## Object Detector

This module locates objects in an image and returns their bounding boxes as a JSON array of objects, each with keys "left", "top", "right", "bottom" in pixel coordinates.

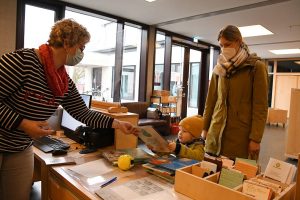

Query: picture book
[
  {"left": 142, "top": 163, "right": 174, "bottom": 176},
  {"left": 149, "top": 156, "right": 199, "bottom": 173},
  {"left": 137, "top": 126, "right": 171, "bottom": 153},
  {"left": 102, "top": 148, "right": 152, "bottom": 165}
]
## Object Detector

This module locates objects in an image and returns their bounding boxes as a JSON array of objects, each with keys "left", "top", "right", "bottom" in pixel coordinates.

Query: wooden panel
[
  {"left": 296, "top": 154, "right": 300, "bottom": 200},
  {"left": 285, "top": 88, "right": 300, "bottom": 159},
  {"left": 48, "top": 175, "right": 79, "bottom": 200},
  {"left": 274, "top": 75, "right": 298, "bottom": 115}
]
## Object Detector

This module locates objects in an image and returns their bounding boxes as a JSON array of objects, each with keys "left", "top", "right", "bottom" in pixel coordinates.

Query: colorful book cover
[{"left": 149, "top": 157, "right": 199, "bottom": 173}]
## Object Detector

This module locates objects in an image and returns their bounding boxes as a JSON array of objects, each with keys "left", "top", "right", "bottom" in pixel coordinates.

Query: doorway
[{"left": 170, "top": 44, "right": 202, "bottom": 118}]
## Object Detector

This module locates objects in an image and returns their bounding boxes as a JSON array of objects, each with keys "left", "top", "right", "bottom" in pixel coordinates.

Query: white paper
[
  {"left": 95, "top": 176, "right": 190, "bottom": 200},
  {"left": 68, "top": 159, "right": 114, "bottom": 178}
]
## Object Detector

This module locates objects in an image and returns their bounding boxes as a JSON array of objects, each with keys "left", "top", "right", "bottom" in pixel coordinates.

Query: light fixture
[
  {"left": 238, "top": 25, "right": 273, "bottom": 38},
  {"left": 145, "top": 0, "right": 156, "bottom": 2},
  {"left": 269, "top": 49, "right": 300, "bottom": 55}
]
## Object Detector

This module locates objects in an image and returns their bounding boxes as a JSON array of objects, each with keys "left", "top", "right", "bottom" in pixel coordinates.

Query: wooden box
[
  {"left": 174, "top": 164, "right": 296, "bottom": 200},
  {"left": 267, "top": 108, "right": 288, "bottom": 127}
]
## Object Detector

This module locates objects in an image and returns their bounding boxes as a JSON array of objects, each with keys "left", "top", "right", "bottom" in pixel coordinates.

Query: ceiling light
[
  {"left": 145, "top": 0, "right": 156, "bottom": 2},
  {"left": 295, "top": 61, "right": 300, "bottom": 65},
  {"left": 269, "top": 49, "right": 300, "bottom": 55},
  {"left": 238, "top": 25, "right": 273, "bottom": 38}
]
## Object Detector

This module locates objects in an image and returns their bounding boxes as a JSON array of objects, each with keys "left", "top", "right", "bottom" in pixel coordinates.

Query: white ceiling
[{"left": 62, "top": 0, "right": 300, "bottom": 59}]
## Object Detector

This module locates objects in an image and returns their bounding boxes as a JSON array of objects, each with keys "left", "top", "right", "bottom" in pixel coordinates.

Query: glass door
[
  {"left": 170, "top": 45, "right": 202, "bottom": 118},
  {"left": 187, "top": 49, "right": 201, "bottom": 116}
]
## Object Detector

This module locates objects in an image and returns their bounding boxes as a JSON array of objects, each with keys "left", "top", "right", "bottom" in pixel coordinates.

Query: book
[
  {"left": 142, "top": 163, "right": 174, "bottom": 176},
  {"left": 218, "top": 168, "right": 244, "bottom": 189},
  {"left": 264, "top": 157, "right": 295, "bottom": 184},
  {"left": 102, "top": 148, "right": 152, "bottom": 165},
  {"left": 149, "top": 156, "right": 199, "bottom": 174},
  {"left": 234, "top": 158, "right": 258, "bottom": 179},
  {"left": 242, "top": 180, "right": 273, "bottom": 200},
  {"left": 199, "top": 161, "right": 217, "bottom": 173},
  {"left": 137, "top": 126, "right": 171, "bottom": 153},
  {"left": 145, "top": 169, "right": 175, "bottom": 183},
  {"left": 203, "top": 153, "right": 223, "bottom": 172}
]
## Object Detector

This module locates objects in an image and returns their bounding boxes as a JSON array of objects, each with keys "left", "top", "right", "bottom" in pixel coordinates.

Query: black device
[
  {"left": 74, "top": 125, "right": 114, "bottom": 154},
  {"left": 33, "top": 135, "right": 70, "bottom": 153},
  {"left": 60, "top": 94, "right": 114, "bottom": 152},
  {"left": 52, "top": 149, "right": 68, "bottom": 156}
]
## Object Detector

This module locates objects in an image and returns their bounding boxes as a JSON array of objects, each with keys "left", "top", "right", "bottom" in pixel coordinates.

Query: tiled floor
[{"left": 30, "top": 125, "right": 298, "bottom": 200}]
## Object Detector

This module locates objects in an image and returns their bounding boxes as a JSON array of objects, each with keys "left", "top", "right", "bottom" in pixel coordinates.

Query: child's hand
[
  {"left": 168, "top": 141, "right": 176, "bottom": 152},
  {"left": 146, "top": 144, "right": 154, "bottom": 151}
]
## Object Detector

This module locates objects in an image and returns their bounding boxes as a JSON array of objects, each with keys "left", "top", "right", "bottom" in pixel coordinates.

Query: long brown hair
[{"left": 218, "top": 25, "right": 242, "bottom": 42}]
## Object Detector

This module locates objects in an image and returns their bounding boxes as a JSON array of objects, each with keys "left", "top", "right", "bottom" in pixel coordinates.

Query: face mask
[
  {"left": 66, "top": 48, "right": 84, "bottom": 66},
  {"left": 221, "top": 47, "right": 236, "bottom": 60}
]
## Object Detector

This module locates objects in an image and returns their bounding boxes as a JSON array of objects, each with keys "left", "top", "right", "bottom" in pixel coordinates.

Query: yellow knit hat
[{"left": 179, "top": 115, "right": 204, "bottom": 138}]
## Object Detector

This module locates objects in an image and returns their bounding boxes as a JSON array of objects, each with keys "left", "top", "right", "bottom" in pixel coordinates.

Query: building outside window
[{"left": 154, "top": 33, "right": 166, "bottom": 90}]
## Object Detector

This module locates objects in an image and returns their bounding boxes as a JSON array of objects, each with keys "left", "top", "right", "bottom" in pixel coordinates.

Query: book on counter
[
  {"left": 102, "top": 148, "right": 152, "bottom": 165},
  {"left": 148, "top": 156, "right": 199, "bottom": 174},
  {"left": 143, "top": 163, "right": 175, "bottom": 183}
]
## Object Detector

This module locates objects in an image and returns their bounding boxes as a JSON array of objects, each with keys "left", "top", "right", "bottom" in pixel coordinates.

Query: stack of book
[
  {"left": 142, "top": 156, "right": 199, "bottom": 183},
  {"left": 102, "top": 148, "right": 152, "bottom": 166}
]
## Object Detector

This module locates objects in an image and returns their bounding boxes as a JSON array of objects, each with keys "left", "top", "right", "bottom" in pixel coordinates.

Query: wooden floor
[{"left": 30, "top": 124, "right": 298, "bottom": 200}]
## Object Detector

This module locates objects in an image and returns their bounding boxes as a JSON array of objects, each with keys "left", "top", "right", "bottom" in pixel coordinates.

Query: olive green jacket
[
  {"left": 203, "top": 53, "right": 268, "bottom": 159},
  {"left": 175, "top": 138, "right": 205, "bottom": 161}
]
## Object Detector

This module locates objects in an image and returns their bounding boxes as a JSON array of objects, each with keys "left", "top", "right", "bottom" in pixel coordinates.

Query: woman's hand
[
  {"left": 18, "top": 119, "right": 55, "bottom": 138},
  {"left": 112, "top": 119, "right": 138, "bottom": 136},
  {"left": 248, "top": 140, "right": 260, "bottom": 160},
  {"left": 168, "top": 141, "right": 176, "bottom": 152}
]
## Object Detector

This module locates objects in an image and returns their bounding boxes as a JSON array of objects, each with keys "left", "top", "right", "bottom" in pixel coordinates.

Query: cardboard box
[{"left": 174, "top": 164, "right": 296, "bottom": 200}]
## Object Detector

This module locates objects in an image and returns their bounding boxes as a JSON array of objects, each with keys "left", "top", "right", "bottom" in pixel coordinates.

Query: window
[
  {"left": 24, "top": 5, "right": 55, "bottom": 48},
  {"left": 121, "top": 25, "right": 142, "bottom": 102},
  {"left": 19, "top": 0, "right": 148, "bottom": 102},
  {"left": 65, "top": 9, "right": 117, "bottom": 102},
  {"left": 154, "top": 33, "right": 166, "bottom": 90},
  {"left": 170, "top": 45, "right": 184, "bottom": 96}
]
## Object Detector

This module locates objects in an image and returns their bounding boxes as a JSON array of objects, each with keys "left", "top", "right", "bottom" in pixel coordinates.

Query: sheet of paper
[
  {"left": 68, "top": 158, "right": 114, "bottom": 178},
  {"left": 95, "top": 176, "right": 190, "bottom": 200}
]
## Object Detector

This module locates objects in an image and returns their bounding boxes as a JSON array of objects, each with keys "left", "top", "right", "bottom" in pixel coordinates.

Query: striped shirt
[{"left": 0, "top": 48, "right": 114, "bottom": 152}]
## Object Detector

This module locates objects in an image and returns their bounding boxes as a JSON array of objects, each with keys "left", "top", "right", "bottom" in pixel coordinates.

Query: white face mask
[
  {"left": 66, "top": 48, "right": 84, "bottom": 66},
  {"left": 221, "top": 47, "right": 236, "bottom": 60}
]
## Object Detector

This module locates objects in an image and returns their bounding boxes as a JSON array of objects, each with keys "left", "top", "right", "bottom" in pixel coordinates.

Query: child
[{"left": 168, "top": 115, "right": 205, "bottom": 161}]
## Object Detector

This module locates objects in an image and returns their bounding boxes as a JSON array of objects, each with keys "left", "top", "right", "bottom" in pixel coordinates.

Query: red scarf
[{"left": 39, "top": 44, "right": 68, "bottom": 96}]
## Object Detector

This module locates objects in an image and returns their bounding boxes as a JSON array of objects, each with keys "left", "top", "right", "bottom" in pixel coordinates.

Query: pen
[{"left": 100, "top": 176, "right": 117, "bottom": 188}]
